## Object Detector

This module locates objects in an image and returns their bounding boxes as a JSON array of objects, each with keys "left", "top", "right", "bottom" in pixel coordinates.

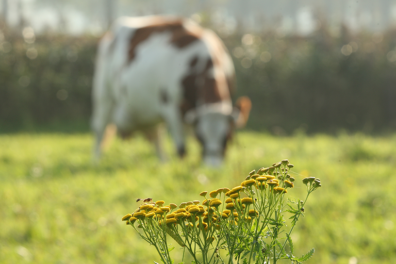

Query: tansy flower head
[
  {"left": 160, "top": 207, "right": 170, "bottom": 212},
  {"left": 193, "top": 200, "right": 200, "bottom": 205},
  {"left": 256, "top": 176, "right": 267, "bottom": 182},
  {"left": 223, "top": 209, "right": 231, "bottom": 215},
  {"left": 241, "top": 197, "right": 254, "bottom": 205},
  {"left": 222, "top": 188, "right": 230, "bottom": 193},
  {"left": 189, "top": 207, "right": 200, "bottom": 214},
  {"left": 146, "top": 212, "right": 155, "bottom": 218},
  {"left": 200, "top": 191, "right": 207, "bottom": 197},
  {"left": 209, "top": 190, "right": 218, "bottom": 198},
  {"left": 225, "top": 198, "right": 233, "bottom": 203},
  {"left": 169, "top": 203, "right": 178, "bottom": 209},
  {"left": 243, "top": 179, "right": 256, "bottom": 187},
  {"left": 230, "top": 193, "right": 239, "bottom": 199},
  {"left": 209, "top": 199, "right": 222, "bottom": 207},
  {"left": 229, "top": 186, "right": 243, "bottom": 194},
  {"left": 281, "top": 159, "right": 289, "bottom": 165},
  {"left": 155, "top": 209, "right": 165, "bottom": 215},
  {"left": 248, "top": 209, "right": 258, "bottom": 217},
  {"left": 122, "top": 214, "right": 132, "bottom": 221},
  {"left": 285, "top": 180, "right": 294, "bottom": 188},
  {"left": 226, "top": 203, "right": 235, "bottom": 210},
  {"left": 258, "top": 167, "right": 269, "bottom": 175},
  {"left": 221, "top": 213, "right": 229, "bottom": 219},
  {"left": 186, "top": 201, "right": 193, "bottom": 206},
  {"left": 175, "top": 213, "right": 186, "bottom": 220},
  {"left": 166, "top": 213, "right": 176, "bottom": 219},
  {"left": 134, "top": 212, "right": 146, "bottom": 220},
  {"left": 155, "top": 200, "right": 165, "bottom": 206},
  {"left": 166, "top": 218, "right": 177, "bottom": 225},
  {"left": 267, "top": 180, "right": 279, "bottom": 187},
  {"left": 179, "top": 202, "right": 187, "bottom": 208},
  {"left": 249, "top": 169, "right": 256, "bottom": 176},
  {"left": 264, "top": 175, "right": 276, "bottom": 180},
  {"left": 273, "top": 187, "right": 287, "bottom": 194},
  {"left": 129, "top": 216, "right": 138, "bottom": 224},
  {"left": 176, "top": 208, "right": 186, "bottom": 213},
  {"left": 251, "top": 174, "right": 260, "bottom": 179},
  {"left": 202, "top": 199, "right": 209, "bottom": 206},
  {"left": 140, "top": 204, "right": 154, "bottom": 211}
]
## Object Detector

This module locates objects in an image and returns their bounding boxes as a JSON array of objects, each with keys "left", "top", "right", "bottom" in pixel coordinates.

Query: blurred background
[{"left": 1, "top": 1, "right": 396, "bottom": 264}]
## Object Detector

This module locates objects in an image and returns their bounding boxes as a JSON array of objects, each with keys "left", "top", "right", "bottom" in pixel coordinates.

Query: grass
[{"left": 0, "top": 131, "right": 396, "bottom": 263}]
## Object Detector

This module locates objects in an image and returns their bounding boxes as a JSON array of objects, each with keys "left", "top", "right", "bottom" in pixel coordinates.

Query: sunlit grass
[{"left": 1, "top": 132, "right": 395, "bottom": 263}]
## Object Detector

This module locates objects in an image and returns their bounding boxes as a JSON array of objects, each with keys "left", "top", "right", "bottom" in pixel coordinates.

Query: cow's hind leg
[
  {"left": 144, "top": 126, "right": 167, "bottom": 162},
  {"left": 162, "top": 107, "right": 186, "bottom": 158},
  {"left": 91, "top": 99, "right": 113, "bottom": 162}
]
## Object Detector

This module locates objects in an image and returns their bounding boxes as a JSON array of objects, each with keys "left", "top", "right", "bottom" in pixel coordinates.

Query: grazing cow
[{"left": 91, "top": 16, "right": 251, "bottom": 166}]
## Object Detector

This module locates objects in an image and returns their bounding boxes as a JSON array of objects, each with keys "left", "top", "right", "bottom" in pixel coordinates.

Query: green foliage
[
  {"left": 1, "top": 25, "right": 396, "bottom": 133},
  {"left": 1, "top": 132, "right": 396, "bottom": 263}
]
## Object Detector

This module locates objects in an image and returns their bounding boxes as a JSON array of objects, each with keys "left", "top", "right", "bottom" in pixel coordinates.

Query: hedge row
[{"left": 1, "top": 25, "right": 396, "bottom": 134}]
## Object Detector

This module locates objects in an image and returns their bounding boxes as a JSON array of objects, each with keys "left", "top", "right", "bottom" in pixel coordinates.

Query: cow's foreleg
[
  {"left": 144, "top": 126, "right": 167, "bottom": 162},
  {"left": 162, "top": 107, "right": 186, "bottom": 158}
]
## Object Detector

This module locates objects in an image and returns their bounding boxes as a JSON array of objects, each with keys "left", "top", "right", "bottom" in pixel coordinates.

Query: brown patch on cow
[
  {"left": 180, "top": 57, "right": 224, "bottom": 116},
  {"left": 128, "top": 20, "right": 201, "bottom": 63},
  {"left": 160, "top": 89, "right": 168, "bottom": 104}
]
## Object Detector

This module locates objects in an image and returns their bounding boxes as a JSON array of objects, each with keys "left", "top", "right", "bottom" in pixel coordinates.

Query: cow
[{"left": 91, "top": 16, "right": 251, "bottom": 166}]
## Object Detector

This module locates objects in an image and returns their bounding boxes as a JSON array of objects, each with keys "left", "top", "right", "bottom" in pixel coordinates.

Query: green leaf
[
  {"left": 168, "top": 247, "right": 175, "bottom": 252},
  {"left": 296, "top": 248, "right": 315, "bottom": 262}
]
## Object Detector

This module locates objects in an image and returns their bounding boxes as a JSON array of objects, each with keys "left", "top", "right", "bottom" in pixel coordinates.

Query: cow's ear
[
  {"left": 232, "top": 96, "right": 252, "bottom": 128},
  {"left": 184, "top": 110, "right": 197, "bottom": 124}
]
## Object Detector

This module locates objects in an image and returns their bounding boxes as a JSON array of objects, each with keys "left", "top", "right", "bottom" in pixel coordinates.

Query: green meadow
[{"left": 0, "top": 132, "right": 395, "bottom": 264}]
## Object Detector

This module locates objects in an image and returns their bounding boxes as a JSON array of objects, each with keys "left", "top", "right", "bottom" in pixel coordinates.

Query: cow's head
[{"left": 185, "top": 97, "right": 251, "bottom": 166}]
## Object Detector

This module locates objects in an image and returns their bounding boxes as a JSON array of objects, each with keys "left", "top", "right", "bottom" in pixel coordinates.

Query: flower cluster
[{"left": 122, "top": 160, "right": 321, "bottom": 264}]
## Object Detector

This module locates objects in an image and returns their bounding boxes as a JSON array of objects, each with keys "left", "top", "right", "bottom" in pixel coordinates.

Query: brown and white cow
[{"left": 91, "top": 16, "right": 251, "bottom": 166}]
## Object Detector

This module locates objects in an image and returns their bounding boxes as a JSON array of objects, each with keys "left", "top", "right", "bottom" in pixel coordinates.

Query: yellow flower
[
  {"left": 241, "top": 197, "right": 254, "bottom": 205},
  {"left": 222, "top": 188, "right": 230, "bottom": 193},
  {"left": 155, "top": 209, "right": 165, "bottom": 215},
  {"left": 285, "top": 180, "right": 294, "bottom": 188},
  {"left": 200, "top": 191, "right": 208, "bottom": 197},
  {"left": 166, "top": 213, "right": 176, "bottom": 219},
  {"left": 229, "top": 186, "right": 244, "bottom": 194},
  {"left": 193, "top": 200, "right": 200, "bottom": 205},
  {"left": 155, "top": 200, "right": 165, "bottom": 206},
  {"left": 225, "top": 198, "right": 233, "bottom": 203},
  {"left": 189, "top": 206, "right": 200, "bottom": 214},
  {"left": 242, "top": 179, "right": 256, "bottom": 187},
  {"left": 179, "top": 202, "right": 187, "bottom": 208},
  {"left": 169, "top": 203, "right": 178, "bottom": 209},
  {"left": 264, "top": 175, "right": 276, "bottom": 180},
  {"left": 175, "top": 213, "right": 186, "bottom": 219},
  {"left": 209, "top": 199, "right": 222, "bottom": 207},
  {"left": 209, "top": 190, "right": 218, "bottom": 198},
  {"left": 140, "top": 204, "right": 154, "bottom": 211},
  {"left": 202, "top": 199, "right": 209, "bottom": 206},
  {"left": 226, "top": 203, "right": 235, "bottom": 210},
  {"left": 251, "top": 174, "right": 260, "bottom": 179},
  {"left": 166, "top": 218, "right": 177, "bottom": 225},
  {"left": 223, "top": 209, "right": 231, "bottom": 215},
  {"left": 133, "top": 212, "right": 146, "bottom": 220},
  {"left": 273, "top": 187, "right": 287, "bottom": 194},
  {"left": 146, "top": 212, "right": 155, "bottom": 218},
  {"left": 256, "top": 176, "right": 267, "bottom": 182},
  {"left": 221, "top": 213, "right": 229, "bottom": 219},
  {"left": 248, "top": 209, "right": 258, "bottom": 217},
  {"left": 233, "top": 212, "right": 239, "bottom": 218},
  {"left": 176, "top": 208, "right": 186, "bottom": 213},
  {"left": 122, "top": 214, "right": 132, "bottom": 221},
  {"left": 186, "top": 201, "right": 193, "bottom": 205},
  {"left": 129, "top": 217, "right": 137, "bottom": 224},
  {"left": 160, "top": 207, "right": 170, "bottom": 212},
  {"left": 198, "top": 222, "right": 208, "bottom": 230},
  {"left": 230, "top": 193, "right": 239, "bottom": 199},
  {"left": 267, "top": 180, "right": 279, "bottom": 187}
]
